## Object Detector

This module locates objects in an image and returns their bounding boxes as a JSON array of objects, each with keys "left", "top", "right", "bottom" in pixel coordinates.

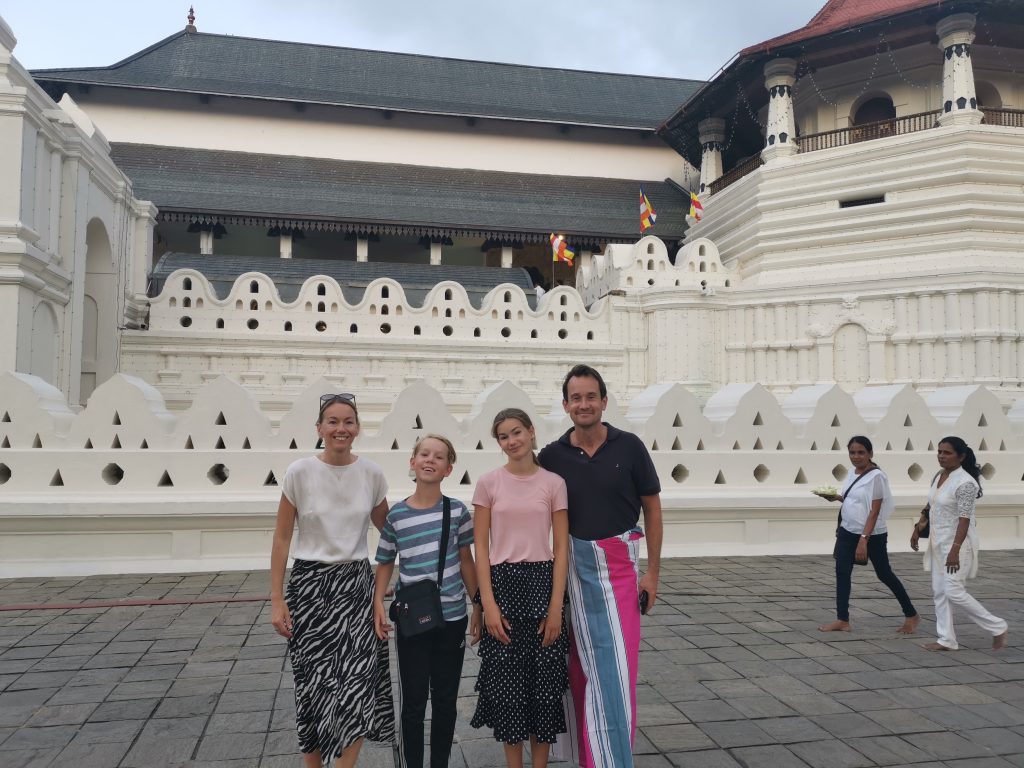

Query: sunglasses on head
[{"left": 319, "top": 393, "right": 356, "bottom": 408}]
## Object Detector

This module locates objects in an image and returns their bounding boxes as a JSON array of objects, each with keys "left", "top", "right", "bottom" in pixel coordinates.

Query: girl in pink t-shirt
[{"left": 471, "top": 408, "right": 569, "bottom": 767}]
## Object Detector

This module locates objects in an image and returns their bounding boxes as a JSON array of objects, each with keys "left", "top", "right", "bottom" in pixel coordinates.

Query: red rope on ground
[{"left": 0, "top": 595, "right": 271, "bottom": 612}]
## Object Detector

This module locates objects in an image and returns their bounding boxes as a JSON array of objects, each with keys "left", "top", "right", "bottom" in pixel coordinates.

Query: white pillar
[
  {"left": 937, "top": 13, "right": 982, "bottom": 127},
  {"left": 429, "top": 242, "right": 442, "bottom": 266},
  {"left": 279, "top": 233, "right": 292, "bottom": 259},
  {"left": 500, "top": 246, "right": 513, "bottom": 268},
  {"left": 697, "top": 117, "right": 725, "bottom": 194},
  {"left": 356, "top": 238, "right": 369, "bottom": 262},
  {"left": 199, "top": 229, "right": 214, "bottom": 255},
  {"left": 762, "top": 58, "right": 798, "bottom": 162}
]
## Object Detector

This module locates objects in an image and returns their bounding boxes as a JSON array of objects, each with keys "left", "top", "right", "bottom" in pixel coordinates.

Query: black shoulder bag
[
  {"left": 389, "top": 496, "right": 451, "bottom": 637},
  {"left": 915, "top": 471, "right": 944, "bottom": 539}
]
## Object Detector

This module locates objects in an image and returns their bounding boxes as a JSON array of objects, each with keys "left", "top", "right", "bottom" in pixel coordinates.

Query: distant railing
[
  {"left": 982, "top": 107, "right": 1024, "bottom": 128},
  {"left": 708, "top": 152, "right": 764, "bottom": 195},
  {"left": 797, "top": 110, "right": 942, "bottom": 153}
]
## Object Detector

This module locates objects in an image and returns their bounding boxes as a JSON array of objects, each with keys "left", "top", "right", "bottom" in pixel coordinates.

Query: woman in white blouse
[
  {"left": 911, "top": 436, "right": 1009, "bottom": 651},
  {"left": 819, "top": 436, "right": 919, "bottom": 634}
]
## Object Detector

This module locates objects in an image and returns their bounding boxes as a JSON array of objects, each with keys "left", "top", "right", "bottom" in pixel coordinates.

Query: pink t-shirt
[{"left": 472, "top": 466, "right": 568, "bottom": 564}]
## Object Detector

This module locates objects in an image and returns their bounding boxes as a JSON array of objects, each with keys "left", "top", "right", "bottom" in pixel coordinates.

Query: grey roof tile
[
  {"left": 33, "top": 32, "right": 702, "bottom": 130},
  {"left": 112, "top": 143, "right": 691, "bottom": 240}
]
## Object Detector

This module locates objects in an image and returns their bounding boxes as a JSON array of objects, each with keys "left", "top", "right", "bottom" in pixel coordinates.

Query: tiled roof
[
  {"left": 740, "top": 0, "right": 941, "bottom": 55},
  {"left": 150, "top": 253, "right": 535, "bottom": 308},
  {"left": 111, "top": 143, "right": 691, "bottom": 241},
  {"left": 32, "top": 31, "right": 702, "bottom": 131}
]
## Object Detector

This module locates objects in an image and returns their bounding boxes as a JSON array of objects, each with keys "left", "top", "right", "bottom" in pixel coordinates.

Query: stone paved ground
[{"left": 1, "top": 551, "right": 1023, "bottom": 768}]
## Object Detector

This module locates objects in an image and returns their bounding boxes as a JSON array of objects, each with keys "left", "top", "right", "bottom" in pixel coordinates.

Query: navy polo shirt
[{"left": 538, "top": 423, "right": 661, "bottom": 541}]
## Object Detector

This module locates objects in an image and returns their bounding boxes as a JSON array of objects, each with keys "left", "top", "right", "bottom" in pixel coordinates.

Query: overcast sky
[{"left": 5, "top": 0, "right": 826, "bottom": 80}]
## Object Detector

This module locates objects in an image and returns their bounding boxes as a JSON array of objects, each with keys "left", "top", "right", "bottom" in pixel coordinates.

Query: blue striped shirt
[{"left": 375, "top": 497, "right": 474, "bottom": 621}]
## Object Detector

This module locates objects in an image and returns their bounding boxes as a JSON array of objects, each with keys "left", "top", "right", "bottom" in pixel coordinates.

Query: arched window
[
  {"left": 975, "top": 81, "right": 1002, "bottom": 110},
  {"left": 851, "top": 96, "right": 896, "bottom": 142}
]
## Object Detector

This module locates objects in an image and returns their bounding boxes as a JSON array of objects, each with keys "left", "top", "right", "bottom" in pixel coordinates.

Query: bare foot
[
  {"left": 818, "top": 620, "right": 851, "bottom": 632},
  {"left": 897, "top": 615, "right": 920, "bottom": 635},
  {"left": 993, "top": 630, "right": 1008, "bottom": 650},
  {"left": 923, "top": 642, "right": 953, "bottom": 651}
]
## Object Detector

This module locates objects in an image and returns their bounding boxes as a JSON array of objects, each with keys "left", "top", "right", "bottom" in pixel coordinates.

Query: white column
[
  {"left": 943, "top": 291, "right": 963, "bottom": 382},
  {"left": 279, "top": 233, "right": 293, "bottom": 259},
  {"left": 937, "top": 13, "right": 982, "bottom": 127},
  {"left": 199, "top": 229, "right": 214, "bottom": 255},
  {"left": 697, "top": 117, "right": 725, "bottom": 194},
  {"left": 429, "top": 242, "right": 442, "bottom": 266},
  {"left": 762, "top": 58, "right": 797, "bottom": 162},
  {"left": 500, "top": 246, "right": 513, "bottom": 268},
  {"left": 356, "top": 238, "right": 369, "bottom": 262}
]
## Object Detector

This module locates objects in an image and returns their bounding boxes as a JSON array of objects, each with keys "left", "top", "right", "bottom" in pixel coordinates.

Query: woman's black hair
[
  {"left": 940, "top": 435, "right": 983, "bottom": 497},
  {"left": 847, "top": 435, "right": 878, "bottom": 468}
]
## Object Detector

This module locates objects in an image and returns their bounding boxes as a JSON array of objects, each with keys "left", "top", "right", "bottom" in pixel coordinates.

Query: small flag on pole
[
  {"left": 689, "top": 192, "right": 704, "bottom": 222},
  {"left": 640, "top": 187, "right": 657, "bottom": 232},
  {"left": 550, "top": 233, "right": 575, "bottom": 264}
]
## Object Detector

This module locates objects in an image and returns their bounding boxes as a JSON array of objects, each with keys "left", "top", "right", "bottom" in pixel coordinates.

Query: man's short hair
[{"left": 562, "top": 364, "right": 608, "bottom": 401}]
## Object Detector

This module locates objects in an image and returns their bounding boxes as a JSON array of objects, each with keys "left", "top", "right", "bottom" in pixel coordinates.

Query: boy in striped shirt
[{"left": 373, "top": 434, "right": 480, "bottom": 768}]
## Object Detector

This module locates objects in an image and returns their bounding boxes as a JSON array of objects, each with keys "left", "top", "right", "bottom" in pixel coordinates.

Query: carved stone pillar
[
  {"left": 937, "top": 13, "right": 982, "bottom": 127},
  {"left": 500, "top": 246, "right": 513, "bottom": 268},
  {"left": 356, "top": 238, "right": 369, "bottom": 262},
  {"left": 762, "top": 58, "right": 798, "bottom": 161},
  {"left": 697, "top": 117, "right": 725, "bottom": 194}
]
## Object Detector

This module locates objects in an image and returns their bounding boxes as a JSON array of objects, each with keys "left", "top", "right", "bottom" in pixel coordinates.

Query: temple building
[{"left": 1, "top": 0, "right": 1023, "bottom": 575}]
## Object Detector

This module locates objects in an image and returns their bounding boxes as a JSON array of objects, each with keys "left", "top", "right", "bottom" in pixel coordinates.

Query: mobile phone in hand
[{"left": 639, "top": 590, "right": 649, "bottom": 615}]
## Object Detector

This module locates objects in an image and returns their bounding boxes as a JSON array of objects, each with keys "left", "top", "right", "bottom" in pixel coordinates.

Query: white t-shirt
[
  {"left": 282, "top": 455, "right": 388, "bottom": 563},
  {"left": 839, "top": 467, "right": 894, "bottom": 535}
]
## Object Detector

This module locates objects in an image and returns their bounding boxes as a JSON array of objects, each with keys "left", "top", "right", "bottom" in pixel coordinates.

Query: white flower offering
[{"left": 811, "top": 485, "right": 839, "bottom": 497}]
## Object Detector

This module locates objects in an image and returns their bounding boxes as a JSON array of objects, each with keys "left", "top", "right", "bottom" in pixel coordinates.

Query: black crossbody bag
[
  {"left": 916, "top": 471, "right": 944, "bottom": 539},
  {"left": 389, "top": 496, "right": 451, "bottom": 637}
]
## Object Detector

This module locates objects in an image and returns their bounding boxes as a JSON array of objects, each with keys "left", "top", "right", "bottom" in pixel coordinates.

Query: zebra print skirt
[{"left": 286, "top": 559, "right": 395, "bottom": 760}]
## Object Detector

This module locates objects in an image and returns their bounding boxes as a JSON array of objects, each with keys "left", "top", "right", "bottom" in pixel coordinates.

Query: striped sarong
[
  {"left": 286, "top": 559, "right": 395, "bottom": 761},
  {"left": 559, "top": 528, "right": 644, "bottom": 768}
]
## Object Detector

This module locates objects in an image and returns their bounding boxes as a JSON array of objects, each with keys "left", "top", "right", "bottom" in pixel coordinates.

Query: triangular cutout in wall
[
  {"left": 215, "top": 436, "right": 226, "bottom": 449},
  {"left": 714, "top": 471, "right": 726, "bottom": 485},
  {"left": 753, "top": 412, "right": 763, "bottom": 426},
  {"left": 672, "top": 414, "right": 682, "bottom": 428},
  {"left": 697, "top": 439, "right": 705, "bottom": 451},
  {"left": 831, "top": 415, "right": 841, "bottom": 427},
  {"left": 112, "top": 412, "right": 121, "bottom": 426},
  {"left": 289, "top": 439, "right": 298, "bottom": 449},
  {"left": 651, "top": 441, "right": 659, "bottom": 451},
  {"left": 671, "top": 437, "right": 681, "bottom": 450},
  {"left": 32, "top": 434, "right": 42, "bottom": 448},
  {"left": 184, "top": 436, "right": 194, "bottom": 449},
  {"left": 140, "top": 439, "right": 149, "bottom": 449},
  {"left": 49, "top": 470, "right": 63, "bottom": 487},
  {"left": 904, "top": 416, "right": 913, "bottom": 427},
  {"left": 158, "top": 471, "right": 173, "bottom": 487},
  {"left": 753, "top": 438, "right": 763, "bottom": 450},
  {"left": 264, "top": 471, "right": 278, "bottom": 486},
  {"left": 111, "top": 435, "right": 121, "bottom": 449},
  {"left": 0, "top": 412, "right": 9, "bottom": 422},
  {"left": 978, "top": 414, "right": 988, "bottom": 427},
  {"left": 84, "top": 438, "right": 93, "bottom": 449},
  {"left": 460, "top": 471, "right": 471, "bottom": 485},
  {"left": 215, "top": 412, "right": 227, "bottom": 426},
  {"left": 242, "top": 438, "right": 251, "bottom": 450},
  {"left": 0, "top": 436, "right": 8, "bottom": 448},
  {"left": 414, "top": 415, "right": 423, "bottom": 429},
  {"left": 794, "top": 468, "right": 808, "bottom": 484}
]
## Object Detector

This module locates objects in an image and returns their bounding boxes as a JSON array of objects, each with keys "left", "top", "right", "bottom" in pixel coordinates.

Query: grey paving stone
[
  {"left": 643, "top": 723, "right": 716, "bottom": 752},
  {"left": 903, "top": 730, "right": 996, "bottom": 759},
  {"left": 810, "top": 711, "right": 891, "bottom": 738},
  {"left": 1, "top": 724, "right": 77, "bottom": 750},
  {"left": 87, "top": 697, "right": 160, "bottom": 722},
  {"left": 121, "top": 736, "right": 199, "bottom": 767},
  {"left": 754, "top": 716, "right": 831, "bottom": 744},
  {"left": 107, "top": 679, "right": 174, "bottom": 700},
  {"left": 665, "top": 749, "right": 742, "bottom": 768},
  {"left": 962, "top": 726, "right": 1024, "bottom": 755},
  {"left": 215, "top": 690, "right": 277, "bottom": 714},
  {"left": 0, "top": 746, "right": 63, "bottom": 767},
  {"left": 25, "top": 702, "right": 97, "bottom": 726},
  {"left": 155, "top": 693, "right": 220, "bottom": 718},
  {"left": 207, "top": 711, "right": 272, "bottom": 734},
  {"left": 728, "top": 744, "right": 811, "bottom": 768},
  {"left": 789, "top": 738, "right": 875, "bottom": 768},
  {"left": 845, "top": 734, "right": 934, "bottom": 765},
  {"left": 675, "top": 699, "right": 746, "bottom": 723},
  {"left": 698, "top": 719, "right": 775, "bottom": 748},
  {"left": 55, "top": 738, "right": 132, "bottom": 766}
]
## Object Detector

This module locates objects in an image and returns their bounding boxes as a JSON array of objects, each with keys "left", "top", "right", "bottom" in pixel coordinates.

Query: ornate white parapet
[
  {"left": 762, "top": 58, "right": 797, "bottom": 161},
  {"left": 937, "top": 12, "right": 982, "bottom": 127},
  {"left": 698, "top": 117, "right": 725, "bottom": 194}
]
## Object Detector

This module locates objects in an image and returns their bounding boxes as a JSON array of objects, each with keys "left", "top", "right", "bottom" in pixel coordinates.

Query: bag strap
[
  {"left": 436, "top": 496, "right": 451, "bottom": 588},
  {"left": 923, "top": 470, "right": 944, "bottom": 512}
]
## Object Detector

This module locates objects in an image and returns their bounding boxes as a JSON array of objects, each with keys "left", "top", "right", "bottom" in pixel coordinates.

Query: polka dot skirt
[{"left": 471, "top": 561, "right": 568, "bottom": 744}]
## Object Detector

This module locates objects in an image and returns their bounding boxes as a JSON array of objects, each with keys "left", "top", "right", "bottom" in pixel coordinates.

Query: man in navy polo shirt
[{"left": 539, "top": 364, "right": 662, "bottom": 768}]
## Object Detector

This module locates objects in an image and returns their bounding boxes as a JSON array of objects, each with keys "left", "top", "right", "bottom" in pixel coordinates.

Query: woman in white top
[
  {"left": 269, "top": 394, "right": 395, "bottom": 768},
  {"left": 911, "top": 436, "right": 1009, "bottom": 651},
  {"left": 819, "top": 436, "right": 919, "bottom": 634}
]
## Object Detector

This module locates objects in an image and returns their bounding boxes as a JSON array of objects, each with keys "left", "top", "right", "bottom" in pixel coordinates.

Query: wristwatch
[{"left": 471, "top": 590, "right": 482, "bottom": 605}]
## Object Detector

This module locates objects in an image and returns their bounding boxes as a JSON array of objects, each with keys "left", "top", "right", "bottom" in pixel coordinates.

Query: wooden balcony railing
[
  {"left": 708, "top": 152, "right": 764, "bottom": 195},
  {"left": 982, "top": 107, "right": 1024, "bottom": 128},
  {"left": 797, "top": 109, "right": 942, "bottom": 153}
]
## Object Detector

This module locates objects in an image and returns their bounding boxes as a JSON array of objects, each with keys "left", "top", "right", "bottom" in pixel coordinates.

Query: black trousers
[
  {"left": 395, "top": 615, "right": 467, "bottom": 768},
  {"left": 834, "top": 529, "right": 917, "bottom": 622}
]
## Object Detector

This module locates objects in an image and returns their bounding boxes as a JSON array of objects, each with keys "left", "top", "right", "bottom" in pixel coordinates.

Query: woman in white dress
[{"left": 911, "top": 436, "right": 1009, "bottom": 651}]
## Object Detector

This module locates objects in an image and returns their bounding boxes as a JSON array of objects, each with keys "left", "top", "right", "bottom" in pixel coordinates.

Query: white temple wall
[
  {"left": 71, "top": 92, "right": 695, "bottom": 184},
  {"left": 0, "top": 18, "right": 156, "bottom": 406},
  {"left": 1, "top": 372, "right": 1021, "bottom": 577}
]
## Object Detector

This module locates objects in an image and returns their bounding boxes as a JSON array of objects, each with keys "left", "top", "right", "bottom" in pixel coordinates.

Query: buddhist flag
[
  {"left": 689, "top": 192, "right": 704, "bottom": 222},
  {"left": 550, "top": 233, "right": 575, "bottom": 264},
  {"left": 640, "top": 186, "right": 657, "bottom": 232}
]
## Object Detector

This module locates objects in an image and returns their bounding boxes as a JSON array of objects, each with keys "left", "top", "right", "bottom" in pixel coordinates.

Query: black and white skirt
[
  {"left": 471, "top": 560, "right": 568, "bottom": 744},
  {"left": 286, "top": 559, "right": 395, "bottom": 759}
]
